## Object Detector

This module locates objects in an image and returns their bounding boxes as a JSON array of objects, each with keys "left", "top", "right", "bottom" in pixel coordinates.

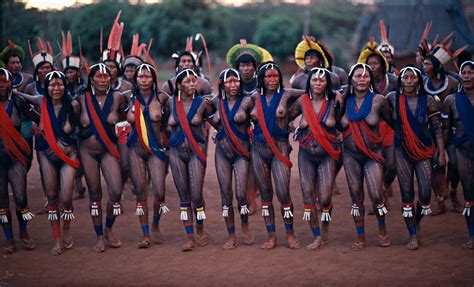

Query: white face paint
[
  {"left": 460, "top": 61, "right": 474, "bottom": 75},
  {"left": 260, "top": 63, "right": 277, "bottom": 73},
  {"left": 0, "top": 68, "right": 11, "bottom": 81},
  {"left": 176, "top": 68, "right": 198, "bottom": 80},
  {"left": 348, "top": 63, "right": 371, "bottom": 78},
  {"left": 219, "top": 68, "right": 240, "bottom": 82},
  {"left": 137, "top": 63, "right": 155, "bottom": 77},
  {"left": 310, "top": 67, "right": 330, "bottom": 79},
  {"left": 400, "top": 67, "right": 421, "bottom": 78},
  {"left": 45, "top": 71, "right": 65, "bottom": 81},
  {"left": 90, "top": 63, "right": 110, "bottom": 75}
]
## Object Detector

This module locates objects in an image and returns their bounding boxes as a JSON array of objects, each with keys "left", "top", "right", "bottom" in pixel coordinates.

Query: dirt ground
[{"left": 0, "top": 138, "right": 473, "bottom": 286}]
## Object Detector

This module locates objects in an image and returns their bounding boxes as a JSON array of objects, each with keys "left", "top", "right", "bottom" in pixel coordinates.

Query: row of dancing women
[
  {"left": 1, "top": 58, "right": 473, "bottom": 254},
  {"left": 1, "top": 17, "right": 472, "bottom": 254}
]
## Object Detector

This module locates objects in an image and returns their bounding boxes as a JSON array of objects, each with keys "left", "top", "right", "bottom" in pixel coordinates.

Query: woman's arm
[{"left": 12, "top": 89, "right": 43, "bottom": 106}]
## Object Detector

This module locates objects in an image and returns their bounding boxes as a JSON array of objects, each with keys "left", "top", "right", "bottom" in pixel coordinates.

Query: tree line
[{"left": 1, "top": 0, "right": 362, "bottom": 69}]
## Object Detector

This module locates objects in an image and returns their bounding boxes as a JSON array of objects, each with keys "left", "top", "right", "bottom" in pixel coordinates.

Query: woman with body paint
[
  {"left": 338, "top": 63, "right": 393, "bottom": 251},
  {"left": 442, "top": 61, "right": 474, "bottom": 249},
  {"left": 126, "top": 63, "right": 170, "bottom": 248},
  {"left": 289, "top": 67, "right": 341, "bottom": 250},
  {"left": 211, "top": 68, "right": 254, "bottom": 250},
  {"left": 77, "top": 63, "right": 125, "bottom": 252},
  {"left": 387, "top": 65, "right": 445, "bottom": 250},
  {"left": 250, "top": 62, "right": 303, "bottom": 250},
  {"left": 14, "top": 71, "right": 81, "bottom": 255},
  {"left": 166, "top": 68, "right": 215, "bottom": 251},
  {"left": 422, "top": 54, "right": 459, "bottom": 215},
  {"left": 0, "top": 68, "right": 35, "bottom": 254}
]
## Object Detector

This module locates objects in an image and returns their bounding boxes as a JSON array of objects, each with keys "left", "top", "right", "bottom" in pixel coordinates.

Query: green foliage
[
  {"left": 0, "top": 0, "right": 362, "bottom": 69},
  {"left": 253, "top": 15, "right": 301, "bottom": 59}
]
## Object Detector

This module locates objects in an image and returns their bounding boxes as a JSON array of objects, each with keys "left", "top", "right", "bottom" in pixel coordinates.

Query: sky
[{"left": 23, "top": 0, "right": 313, "bottom": 10}]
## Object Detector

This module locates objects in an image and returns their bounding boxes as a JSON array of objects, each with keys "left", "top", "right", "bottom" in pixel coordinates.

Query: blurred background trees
[{"left": 1, "top": 0, "right": 362, "bottom": 71}]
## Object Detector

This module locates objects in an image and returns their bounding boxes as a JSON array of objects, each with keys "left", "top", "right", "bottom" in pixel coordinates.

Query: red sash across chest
[
  {"left": 256, "top": 94, "right": 292, "bottom": 168},
  {"left": 0, "top": 103, "right": 30, "bottom": 166},
  {"left": 40, "top": 99, "right": 79, "bottom": 168},
  {"left": 219, "top": 99, "right": 251, "bottom": 158},
  {"left": 301, "top": 94, "right": 340, "bottom": 160}
]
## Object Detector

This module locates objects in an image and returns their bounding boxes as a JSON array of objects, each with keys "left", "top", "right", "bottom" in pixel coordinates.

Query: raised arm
[{"left": 12, "top": 89, "right": 43, "bottom": 106}]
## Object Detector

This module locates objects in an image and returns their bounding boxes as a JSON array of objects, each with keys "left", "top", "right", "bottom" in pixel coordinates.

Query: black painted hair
[{"left": 256, "top": 61, "right": 284, "bottom": 94}]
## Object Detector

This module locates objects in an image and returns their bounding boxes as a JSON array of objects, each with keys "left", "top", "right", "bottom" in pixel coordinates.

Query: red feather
[
  {"left": 78, "top": 36, "right": 90, "bottom": 74},
  {"left": 196, "top": 33, "right": 212, "bottom": 84},
  {"left": 379, "top": 20, "right": 389, "bottom": 43},
  {"left": 440, "top": 31, "right": 454, "bottom": 45}
]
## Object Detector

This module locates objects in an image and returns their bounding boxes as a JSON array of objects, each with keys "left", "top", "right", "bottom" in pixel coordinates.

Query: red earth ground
[{"left": 0, "top": 138, "right": 473, "bottom": 286}]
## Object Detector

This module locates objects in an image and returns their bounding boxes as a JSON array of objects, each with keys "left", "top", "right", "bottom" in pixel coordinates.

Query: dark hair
[
  {"left": 366, "top": 53, "right": 387, "bottom": 75},
  {"left": 34, "top": 61, "right": 53, "bottom": 82},
  {"left": 132, "top": 63, "right": 158, "bottom": 95},
  {"left": 425, "top": 55, "right": 446, "bottom": 80},
  {"left": 460, "top": 61, "right": 474, "bottom": 73},
  {"left": 305, "top": 68, "right": 336, "bottom": 101},
  {"left": 175, "top": 51, "right": 196, "bottom": 71},
  {"left": 0, "top": 68, "right": 13, "bottom": 81},
  {"left": 44, "top": 72, "right": 77, "bottom": 128},
  {"left": 236, "top": 54, "right": 257, "bottom": 69},
  {"left": 345, "top": 63, "right": 378, "bottom": 97},
  {"left": 256, "top": 61, "right": 284, "bottom": 94},
  {"left": 396, "top": 65, "right": 426, "bottom": 97},
  {"left": 304, "top": 49, "right": 326, "bottom": 72},
  {"left": 6, "top": 54, "right": 21, "bottom": 65},
  {"left": 218, "top": 68, "right": 244, "bottom": 99},
  {"left": 103, "top": 59, "right": 121, "bottom": 77},
  {"left": 304, "top": 49, "right": 324, "bottom": 65},
  {"left": 174, "top": 68, "right": 197, "bottom": 97},
  {"left": 86, "top": 63, "right": 111, "bottom": 93}
]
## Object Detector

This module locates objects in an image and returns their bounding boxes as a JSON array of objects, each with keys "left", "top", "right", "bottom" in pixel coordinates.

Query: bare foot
[
  {"left": 182, "top": 238, "right": 196, "bottom": 252},
  {"left": 137, "top": 236, "right": 151, "bottom": 249},
  {"left": 260, "top": 236, "right": 277, "bottom": 250},
  {"left": 351, "top": 240, "right": 365, "bottom": 251},
  {"left": 306, "top": 236, "right": 324, "bottom": 251},
  {"left": 105, "top": 229, "right": 122, "bottom": 248},
  {"left": 63, "top": 229, "right": 74, "bottom": 250},
  {"left": 449, "top": 190, "right": 463, "bottom": 213},
  {"left": 93, "top": 237, "right": 106, "bottom": 253},
  {"left": 243, "top": 232, "right": 254, "bottom": 246},
  {"left": 196, "top": 233, "right": 210, "bottom": 246},
  {"left": 462, "top": 237, "right": 473, "bottom": 249},
  {"left": 21, "top": 235, "right": 35, "bottom": 250},
  {"left": 287, "top": 238, "right": 300, "bottom": 250},
  {"left": 50, "top": 240, "right": 64, "bottom": 256},
  {"left": 431, "top": 201, "right": 447, "bottom": 216},
  {"left": 407, "top": 236, "right": 419, "bottom": 250},
  {"left": 378, "top": 234, "right": 391, "bottom": 247},
  {"left": 152, "top": 225, "right": 163, "bottom": 244},
  {"left": 3, "top": 241, "right": 16, "bottom": 254},
  {"left": 222, "top": 238, "right": 238, "bottom": 250}
]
